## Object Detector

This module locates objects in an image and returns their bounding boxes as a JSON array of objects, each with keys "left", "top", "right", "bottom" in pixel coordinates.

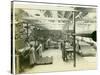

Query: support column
[
  {"left": 27, "top": 23, "right": 29, "bottom": 42},
  {"left": 15, "top": 55, "right": 20, "bottom": 74},
  {"left": 73, "top": 11, "right": 76, "bottom": 67}
]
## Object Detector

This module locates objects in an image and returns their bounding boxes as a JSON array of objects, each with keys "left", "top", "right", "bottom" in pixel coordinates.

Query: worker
[
  {"left": 61, "top": 41, "right": 66, "bottom": 61},
  {"left": 64, "top": 40, "right": 73, "bottom": 60},
  {"left": 28, "top": 44, "right": 36, "bottom": 67},
  {"left": 76, "top": 40, "right": 81, "bottom": 53},
  {"left": 36, "top": 41, "right": 43, "bottom": 58}
]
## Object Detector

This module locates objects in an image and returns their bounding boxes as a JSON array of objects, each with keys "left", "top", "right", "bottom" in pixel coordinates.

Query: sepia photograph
[{"left": 11, "top": 1, "right": 97, "bottom": 74}]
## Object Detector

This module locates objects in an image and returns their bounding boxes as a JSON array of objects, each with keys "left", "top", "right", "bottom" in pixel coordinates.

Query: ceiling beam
[{"left": 23, "top": 16, "right": 69, "bottom": 21}]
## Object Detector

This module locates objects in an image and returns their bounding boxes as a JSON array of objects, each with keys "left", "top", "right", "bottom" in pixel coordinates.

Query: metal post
[
  {"left": 15, "top": 55, "right": 20, "bottom": 74},
  {"left": 73, "top": 11, "right": 76, "bottom": 67},
  {"left": 27, "top": 23, "right": 28, "bottom": 42}
]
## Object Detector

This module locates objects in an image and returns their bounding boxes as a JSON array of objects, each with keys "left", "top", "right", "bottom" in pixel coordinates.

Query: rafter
[{"left": 23, "top": 16, "right": 69, "bottom": 21}]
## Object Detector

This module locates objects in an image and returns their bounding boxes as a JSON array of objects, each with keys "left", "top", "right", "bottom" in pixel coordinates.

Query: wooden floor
[{"left": 22, "top": 47, "right": 96, "bottom": 74}]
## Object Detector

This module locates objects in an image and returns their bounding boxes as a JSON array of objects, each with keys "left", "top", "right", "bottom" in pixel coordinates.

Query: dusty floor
[{"left": 22, "top": 47, "right": 96, "bottom": 74}]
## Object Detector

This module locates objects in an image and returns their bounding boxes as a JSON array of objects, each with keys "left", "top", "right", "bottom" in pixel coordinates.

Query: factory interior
[{"left": 12, "top": 3, "right": 97, "bottom": 74}]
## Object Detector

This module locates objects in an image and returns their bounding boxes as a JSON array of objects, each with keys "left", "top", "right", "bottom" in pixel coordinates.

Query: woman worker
[
  {"left": 29, "top": 44, "right": 36, "bottom": 67},
  {"left": 36, "top": 41, "right": 43, "bottom": 58}
]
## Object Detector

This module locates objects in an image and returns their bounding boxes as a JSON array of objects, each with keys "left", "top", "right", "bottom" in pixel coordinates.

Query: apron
[{"left": 29, "top": 47, "right": 36, "bottom": 65}]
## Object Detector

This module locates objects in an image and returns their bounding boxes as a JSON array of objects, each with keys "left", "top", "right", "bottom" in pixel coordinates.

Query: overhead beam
[
  {"left": 14, "top": 1, "right": 96, "bottom": 12},
  {"left": 14, "top": 6, "right": 75, "bottom": 11},
  {"left": 75, "top": 12, "right": 82, "bottom": 18},
  {"left": 23, "top": 17, "right": 69, "bottom": 21}
]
